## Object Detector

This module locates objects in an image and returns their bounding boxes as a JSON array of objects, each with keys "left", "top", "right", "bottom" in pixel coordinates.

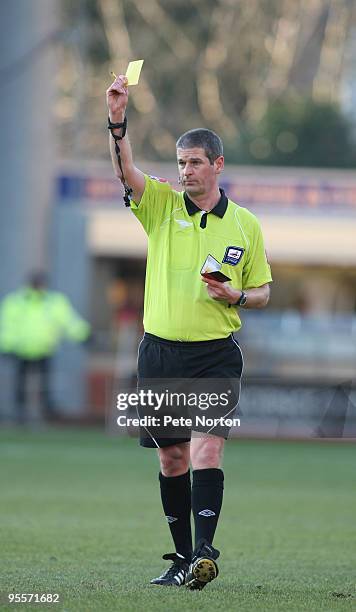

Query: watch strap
[{"left": 234, "top": 291, "right": 247, "bottom": 306}]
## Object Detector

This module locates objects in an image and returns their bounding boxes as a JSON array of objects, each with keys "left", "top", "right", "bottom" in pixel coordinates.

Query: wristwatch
[{"left": 234, "top": 291, "right": 247, "bottom": 307}]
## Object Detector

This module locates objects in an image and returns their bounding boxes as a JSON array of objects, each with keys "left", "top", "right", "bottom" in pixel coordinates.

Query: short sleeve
[
  {"left": 242, "top": 216, "right": 272, "bottom": 289},
  {"left": 130, "top": 174, "right": 173, "bottom": 235}
]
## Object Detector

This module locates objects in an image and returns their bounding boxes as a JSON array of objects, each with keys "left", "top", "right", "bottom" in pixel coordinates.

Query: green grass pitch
[{"left": 0, "top": 428, "right": 355, "bottom": 611}]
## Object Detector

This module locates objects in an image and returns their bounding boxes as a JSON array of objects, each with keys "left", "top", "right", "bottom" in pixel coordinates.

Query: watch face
[{"left": 239, "top": 293, "right": 247, "bottom": 306}]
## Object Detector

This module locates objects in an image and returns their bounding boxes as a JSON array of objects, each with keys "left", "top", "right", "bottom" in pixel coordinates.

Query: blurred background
[{"left": 0, "top": 0, "right": 356, "bottom": 437}]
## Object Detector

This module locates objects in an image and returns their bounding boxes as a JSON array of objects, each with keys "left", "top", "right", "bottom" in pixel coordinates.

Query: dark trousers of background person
[{"left": 15, "top": 357, "right": 56, "bottom": 423}]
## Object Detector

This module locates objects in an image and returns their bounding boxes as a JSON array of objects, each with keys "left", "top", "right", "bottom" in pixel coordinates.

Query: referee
[{"left": 106, "top": 76, "right": 272, "bottom": 590}]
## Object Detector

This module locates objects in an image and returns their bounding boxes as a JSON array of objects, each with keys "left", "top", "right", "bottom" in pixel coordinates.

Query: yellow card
[{"left": 125, "top": 59, "right": 144, "bottom": 86}]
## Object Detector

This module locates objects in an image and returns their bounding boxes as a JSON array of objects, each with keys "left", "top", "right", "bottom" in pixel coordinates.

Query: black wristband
[{"left": 108, "top": 115, "right": 127, "bottom": 138}]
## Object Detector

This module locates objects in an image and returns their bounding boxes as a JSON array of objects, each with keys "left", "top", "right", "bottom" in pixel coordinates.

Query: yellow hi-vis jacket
[{"left": 0, "top": 288, "right": 90, "bottom": 359}]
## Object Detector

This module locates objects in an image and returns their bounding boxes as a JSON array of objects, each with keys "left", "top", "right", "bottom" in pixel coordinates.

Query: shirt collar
[{"left": 184, "top": 188, "right": 228, "bottom": 218}]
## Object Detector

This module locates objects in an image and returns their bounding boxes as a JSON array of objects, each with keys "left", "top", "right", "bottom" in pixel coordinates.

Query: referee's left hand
[{"left": 201, "top": 275, "right": 240, "bottom": 305}]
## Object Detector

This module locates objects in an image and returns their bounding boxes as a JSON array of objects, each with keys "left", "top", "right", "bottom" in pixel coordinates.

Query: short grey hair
[{"left": 176, "top": 128, "right": 223, "bottom": 164}]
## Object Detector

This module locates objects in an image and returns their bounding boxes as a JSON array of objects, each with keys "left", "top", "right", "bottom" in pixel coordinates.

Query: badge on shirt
[{"left": 222, "top": 246, "right": 245, "bottom": 266}]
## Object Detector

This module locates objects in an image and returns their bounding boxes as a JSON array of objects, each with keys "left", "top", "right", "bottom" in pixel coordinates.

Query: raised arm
[{"left": 106, "top": 75, "right": 146, "bottom": 203}]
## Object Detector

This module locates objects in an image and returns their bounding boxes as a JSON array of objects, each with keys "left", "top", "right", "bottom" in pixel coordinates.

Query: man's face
[{"left": 176, "top": 147, "right": 224, "bottom": 198}]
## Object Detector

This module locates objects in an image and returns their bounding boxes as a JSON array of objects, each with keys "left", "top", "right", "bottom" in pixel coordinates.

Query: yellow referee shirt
[{"left": 131, "top": 175, "right": 272, "bottom": 341}]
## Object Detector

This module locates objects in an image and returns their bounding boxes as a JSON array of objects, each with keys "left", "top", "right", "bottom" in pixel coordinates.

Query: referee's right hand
[{"left": 106, "top": 75, "right": 129, "bottom": 122}]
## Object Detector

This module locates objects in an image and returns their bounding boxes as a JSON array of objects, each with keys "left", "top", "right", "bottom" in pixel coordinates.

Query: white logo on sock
[
  {"left": 198, "top": 509, "right": 216, "bottom": 517},
  {"left": 166, "top": 515, "right": 178, "bottom": 523}
]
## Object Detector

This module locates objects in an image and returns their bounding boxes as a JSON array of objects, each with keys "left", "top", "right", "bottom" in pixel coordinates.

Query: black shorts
[{"left": 137, "top": 333, "right": 243, "bottom": 448}]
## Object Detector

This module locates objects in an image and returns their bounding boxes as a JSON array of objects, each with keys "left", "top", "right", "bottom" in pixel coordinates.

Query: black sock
[
  {"left": 159, "top": 471, "right": 192, "bottom": 561},
  {"left": 192, "top": 468, "right": 224, "bottom": 548}
]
